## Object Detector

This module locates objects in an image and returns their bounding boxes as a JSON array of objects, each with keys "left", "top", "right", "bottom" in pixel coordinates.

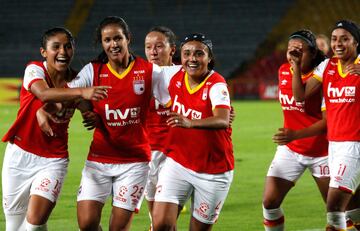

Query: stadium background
[
  {"left": 1, "top": 0, "right": 360, "bottom": 230},
  {"left": 1, "top": 0, "right": 359, "bottom": 104}
]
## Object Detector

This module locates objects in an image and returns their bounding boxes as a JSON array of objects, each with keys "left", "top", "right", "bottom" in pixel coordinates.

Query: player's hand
[
  {"left": 345, "top": 63, "right": 360, "bottom": 75},
  {"left": 229, "top": 106, "right": 235, "bottom": 125},
  {"left": 272, "top": 128, "right": 295, "bottom": 145},
  {"left": 36, "top": 107, "right": 65, "bottom": 137},
  {"left": 287, "top": 42, "right": 303, "bottom": 67},
  {"left": 167, "top": 112, "right": 192, "bottom": 128},
  {"left": 81, "top": 86, "right": 111, "bottom": 101},
  {"left": 81, "top": 111, "right": 101, "bottom": 130}
]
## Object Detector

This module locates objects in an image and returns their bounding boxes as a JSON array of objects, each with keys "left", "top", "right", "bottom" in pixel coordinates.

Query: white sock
[
  {"left": 263, "top": 206, "right": 284, "bottom": 231},
  {"left": 25, "top": 219, "right": 48, "bottom": 231},
  {"left": 327, "top": 212, "right": 346, "bottom": 230},
  {"left": 5, "top": 213, "right": 26, "bottom": 231}
]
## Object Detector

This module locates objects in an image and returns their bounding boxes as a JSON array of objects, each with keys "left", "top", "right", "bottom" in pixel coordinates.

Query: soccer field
[{"left": 0, "top": 100, "right": 327, "bottom": 230}]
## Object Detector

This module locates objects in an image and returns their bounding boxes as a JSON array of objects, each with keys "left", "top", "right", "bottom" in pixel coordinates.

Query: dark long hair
[{"left": 94, "top": 16, "right": 131, "bottom": 63}]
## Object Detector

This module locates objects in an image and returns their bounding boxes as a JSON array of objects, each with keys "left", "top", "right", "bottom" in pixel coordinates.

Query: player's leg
[
  {"left": 189, "top": 169, "right": 233, "bottom": 231},
  {"left": 263, "top": 146, "right": 305, "bottom": 231},
  {"left": 308, "top": 154, "right": 330, "bottom": 203},
  {"left": 26, "top": 156, "right": 68, "bottom": 230},
  {"left": 326, "top": 141, "right": 360, "bottom": 230},
  {"left": 153, "top": 157, "right": 192, "bottom": 230},
  {"left": 77, "top": 200, "right": 104, "bottom": 231},
  {"left": 345, "top": 189, "right": 360, "bottom": 230},
  {"left": 77, "top": 160, "right": 111, "bottom": 231},
  {"left": 109, "top": 161, "right": 149, "bottom": 230},
  {"left": 2, "top": 143, "right": 29, "bottom": 231}
]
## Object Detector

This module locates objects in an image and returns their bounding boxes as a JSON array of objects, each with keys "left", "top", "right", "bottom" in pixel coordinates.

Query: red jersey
[
  {"left": 314, "top": 56, "right": 360, "bottom": 141},
  {"left": 146, "top": 98, "right": 170, "bottom": 152},
  {"left": 2, "top": 61, "right": 77, "bottom": 158},
  {"left": 70, "top": 57, "right": 170, "bottom": 163},
  {"left": 278, "top": 63, "right": 328, "bottom": 157},
  {"left": 165, "top": 69, "right": 234, "bottom": 174}
]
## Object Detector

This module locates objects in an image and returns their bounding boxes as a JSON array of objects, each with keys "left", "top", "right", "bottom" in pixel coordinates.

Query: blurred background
[{"left": 1, "top": 0, "right": 360, "bottom": 103}]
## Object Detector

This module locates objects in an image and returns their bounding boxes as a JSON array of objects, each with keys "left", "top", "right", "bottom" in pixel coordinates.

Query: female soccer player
[
  {"left": 262, "top": 29, "right": 329, "bottom": 231},
  {"left": 291, "top": 20, "right": 360, "bottom": 231},
  {"left": 1, "top": 27, "right": 107, "bottom": 231},
  {"left": 151, "top": 33, "right": 234, "bottom": 231},
  {"left": 144, "top": 26, "right": 177, "bottom": 216},
  {"left": 68, "top": 16, "right": 179, "bottom": 231}
]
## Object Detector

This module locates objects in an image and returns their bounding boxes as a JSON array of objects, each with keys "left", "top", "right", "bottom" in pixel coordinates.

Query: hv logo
[
  {"left": 327, "top": 82, "right": 355, "bottom": 97},
  {"left": 105, "top": 104, "right": 140, "bottom": 120},
  {"left": 172, "top": 95, "right": 202, "bottom": 119}
]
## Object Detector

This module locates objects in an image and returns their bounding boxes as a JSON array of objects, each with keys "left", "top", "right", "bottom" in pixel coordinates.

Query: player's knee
[
  {"left": 78, "top": 216, "right": 101, "bottom": 231},
  {"left": 25, "top": 219, "right": 48, "bottom": 231},
  {"left": 152, "top": 212, "right": 176, "bottom": 231},
  {"left": 262, "top": 197, "right": 281, "bottom": 209}
]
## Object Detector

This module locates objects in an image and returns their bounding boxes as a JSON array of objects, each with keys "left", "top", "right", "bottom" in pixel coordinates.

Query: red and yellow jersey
[
  {"left": 278, "top": 63, "right": 328, "bottom": 157},
  {"left": 165, "top": 69, "right": 234, "bottom": 174},
  {"left": 314, "top": 56, "right": 360, "bottom": 141},
  {"left": 2, "top": 61, "right": 76, "bottom": 158},
  {"left": 69, "top": 57, "right": 170, "bottom": 163}
]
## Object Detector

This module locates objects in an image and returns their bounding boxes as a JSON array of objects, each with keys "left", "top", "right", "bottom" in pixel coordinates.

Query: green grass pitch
[{"left": 0, "top": 100, "right": 327, "bottom": 230}]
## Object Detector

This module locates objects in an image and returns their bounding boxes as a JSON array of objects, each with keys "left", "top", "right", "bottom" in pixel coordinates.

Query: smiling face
[
  {"left": 40, "top": 32, "right": 74, "bottom": 73},
  {"left": 181, "top": 40, "right": 211, "bottom": 80},
  {"left": 331, "top": 28, "right": 358, "bottom": 60},
  {"left": 101, "top": 23, "right": 130, "bottom": 66},
  {"left": 145, "top": 31, "right": 175, "bottom": 66}
]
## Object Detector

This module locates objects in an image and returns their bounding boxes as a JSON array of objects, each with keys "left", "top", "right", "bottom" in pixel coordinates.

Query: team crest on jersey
[{"left": 133, "top": 78, "right": 145, "bottom": 95}]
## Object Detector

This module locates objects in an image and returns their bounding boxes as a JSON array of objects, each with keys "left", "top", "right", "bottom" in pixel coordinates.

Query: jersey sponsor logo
[
  {"left": 195, "top": 202, "right": 210, "bottom": 219},
  {"left": 172, "top": 95, "right": 202, "bottom": 119},
  {"left": 105, "top": 104, "right": 140, "bottom": 120},
  {"left": 114, "top": 186, "right": 128, "bottom": 203},
  {"left": 133, "top": 79, "right": 145, "bottom": 95},
  {"left": 134, "top": 70, "right": 145, "bottom": 74},
  {"left": 279, "top": 90, "right": 304, "bottom": 112},
  {"left": 327, "top": 82, "right": 356, "bottom": 103},
  {"left": 281, "top": 79, "right": 287, "bottom": 85},
  {"left": 100, "top": 73, "right": 108, "bottom": 78},
  {"left": 281, "top": 71, "right": 290, "bottom": 75}
]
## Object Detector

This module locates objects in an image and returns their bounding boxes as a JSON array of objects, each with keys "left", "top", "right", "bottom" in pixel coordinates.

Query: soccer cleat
[{"left": 326, "top": 224, "right": 346, "bottom": 231}]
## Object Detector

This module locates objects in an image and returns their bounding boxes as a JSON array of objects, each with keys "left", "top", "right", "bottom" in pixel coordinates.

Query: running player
[
  {"left": 1, "top": 27, "right": 107, "bottom": 231},
  {"left": 152, "top": 33, "right": 234, "bottom": 231},
  {"left": 291, "top": 20, "right": 360, "bottom": 231},
  {"left": 262, "top": 29, "right": 329, "bottom": 231}
]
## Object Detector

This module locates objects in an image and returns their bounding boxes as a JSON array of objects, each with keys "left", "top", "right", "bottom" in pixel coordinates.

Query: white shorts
[
  {"left": 267, "top": 145, "right": 329, "bottom": 182},
  {"left": 77, "top": 160, "right": 149, "bottom": 212},
  {"left": 145, "top": 150, "right": 167, "bottom": 201},
  {"left": 155, "top": 157, "right": 233, "bottom": 224},
  {"left": 328, "top": 141, "right": 360, "bottom": 193},
  {"left": 2, "top": 143, "right": 68, "bottom": 215}
]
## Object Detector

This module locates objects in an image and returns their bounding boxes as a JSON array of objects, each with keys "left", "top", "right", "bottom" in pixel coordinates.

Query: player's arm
[
  {"left": 77, "top": 100, "right": 101, "bottom": 130},
  {"left": 167, "top": 108, "right": 229, "bottom": 129},
  {"left": 30, "top": 80, "right": 109, "bottom": 103},
  {"left": 289, "top": 44, "right": 322, "bottom": 102},
  {"left": 272, "top": 111, "right": 327, "bottom": 145}
]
